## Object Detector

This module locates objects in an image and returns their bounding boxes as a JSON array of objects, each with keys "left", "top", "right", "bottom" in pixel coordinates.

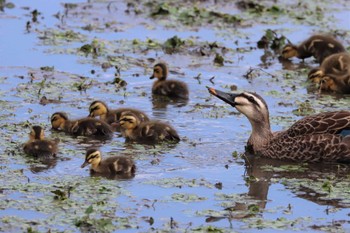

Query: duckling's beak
[
  {"left": 149, "top": 75, "right": 155, "bottom": 79},
  {"left": 207, "top": 87, "right": 238, "bottom": 107},
  {"left": 81, "top": 161, "right": 89, "bottom": 168}
]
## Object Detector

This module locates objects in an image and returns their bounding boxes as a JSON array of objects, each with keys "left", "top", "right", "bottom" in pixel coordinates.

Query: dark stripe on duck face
[
  {"left": 89, "top": 106, "right": 99, "bottom": 114},
  {"left": 238, "top": 92, "right": 268, "bottom": 111},
  {"left": 86, "top": 152, "right": 100, "bottom": 161},
  {"left": 151, "top": 63, "right": 167, "bottom": 80},
  {"left": 51, "top": 112, "right": 68, "bottom": 122}
]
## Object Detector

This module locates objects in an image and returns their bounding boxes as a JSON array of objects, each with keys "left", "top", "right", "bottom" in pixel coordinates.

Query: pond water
[{"left": 0, "top": 0, "right": 350, "bottom": 232}]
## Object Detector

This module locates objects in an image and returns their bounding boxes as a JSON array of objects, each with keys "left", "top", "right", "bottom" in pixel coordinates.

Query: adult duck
[{"left": 208, "top": 87, "right": 350, "bottom": 163}]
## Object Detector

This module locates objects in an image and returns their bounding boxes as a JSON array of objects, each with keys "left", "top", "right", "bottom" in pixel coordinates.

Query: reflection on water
[
  {"left": 151, "top": 94, "right": 189, "bottom": 114},
  {"left": 206, "top": 153, "right": 350, "bottom": 223},
  {"left": 29, "top": 157, "right": 58, "bottom": 173},
  {"left": 89, "top": 170, "right": 136, "bottom": 180}
]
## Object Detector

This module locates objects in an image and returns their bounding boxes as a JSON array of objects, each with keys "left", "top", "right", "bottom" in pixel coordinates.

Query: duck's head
[
  {"left": 207, "top": 87, "right": 270, "bottom": 125},
  {"left": 81, "top": 148, "right": 102, "bottom": 168},
  {"left": 150, "top": 62, "right": 168, "bottom": 81},
  {"left": 281, "top": 44, "right": 298, "bottom": 59},
  {"left": 318, "top": 75, "right": 337, "bottom": 93},
  {"left": 51, "top": 112, "right": 68, "bottom": 130},
  {"left": 118, "top": 112, "right": 140, "bottom": 130},
  {"left": 308, "top": 68, "right": 324, "bottom": 83},
  {"left": 29, "top": 125, "right": 45, "bottom": 140},
  {"left": 89, "top": 101, "right": 108, "bottom": 118}
]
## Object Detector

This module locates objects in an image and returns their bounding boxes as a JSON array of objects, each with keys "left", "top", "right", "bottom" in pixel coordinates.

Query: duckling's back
[
  {"left": 72, "top": 118, "right": 113, "bottom": 138},
  {"left": 152, "top": 80, "right": 189, "bottom": 99},
  {"left": 23, "top": 140, "right": 58, "bottom": 158},
  {"left": 138, "top": 120, "right": 180, "bottom": 143}
]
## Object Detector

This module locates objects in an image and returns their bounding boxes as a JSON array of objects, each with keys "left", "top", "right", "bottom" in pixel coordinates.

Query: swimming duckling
[
  {"left": 51, "top": 112, "right": 113, "bottom": 139},
  {"left": 281, "top": 35, "right": 345, "bottom": 64},
  {"left": 88, "top": 100, "right": 149, "bottom": 128},
  {"left": 208, "top": 87, "right": 350, "bottom": 163},
  {"left": 150, "top": 62, "right": 189, "bottom": 99},
  {"left": 119, "top": 111, "right": 180, "bottom": 144},
  {"left": 81, "top": 148, "right": 136, "bottom": 177},
  {"left": 23, "top": 125, "right": 58, "bottom": 158},
  {"left": 308, "top": 52, "right": 350, "bottom": 84}
]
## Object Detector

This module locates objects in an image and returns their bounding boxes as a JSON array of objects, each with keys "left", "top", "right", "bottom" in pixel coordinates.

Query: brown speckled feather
[
  {"left": 285, "top": 111, "right": 350, "bottom": 137},
  {"left": 261, "top": 133, "right": 350, "bottom": 163}
]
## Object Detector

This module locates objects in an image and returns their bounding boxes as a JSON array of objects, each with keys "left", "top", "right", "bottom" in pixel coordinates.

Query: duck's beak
[
  {"left": 81, "top": 161, "right": 89, "bottom": 168},
  {"left": 207, "top": 87, "right": 238, "bottom": 107},
  {"left": 149, "top": 75, "right": 155, "bottom": 79}
]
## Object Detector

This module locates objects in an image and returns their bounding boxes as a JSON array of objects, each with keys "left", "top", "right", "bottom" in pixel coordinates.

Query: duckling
[
  {"left": 208, "top": 87, "right": 350, "bottom": 163},
  {"left": 23, "top": 125, "right": 58, "bottom": 157},
  {"left": 281, "top": 35, "right": 346, "bottom": 64},
  {"left": 88, "top": 100, "right": 149, "bottom": 129},
  {"left": 119, "top": 111, "right": 180, "bottom": 144},
  {"left": 51, "top": 112, "right": 113, "bottom": 139},
  {"left": 318, "top": 74, "right": 350, "bottom": 94},
  {"left": 308, "top": 52, "right": 350, "bottom": 83},
  {"left": 150, "top": 62, "right": 189, "bottom": 99},
  {"left": 81, "top": 148, "right": 136, "bottom": 177}
]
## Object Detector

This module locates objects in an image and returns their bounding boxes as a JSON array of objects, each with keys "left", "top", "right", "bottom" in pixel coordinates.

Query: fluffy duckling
[
  {"left": 318, "top": 74, "right": 350, "bottom": 94},
  {"left": 119, "top": 111, "right": 180, "bottom": 144},
  {"left": 150, "top": 62, "right": 189, "bottom": 99},
  {"left": 308, "top": 52, "right": 350, "bottom": 83},
  {"left": 281, "top": 35, "right": 345, "bottom": 63},
  {"left": 88, "top": 100, "right": 149, "bottom": 128},
  {"left": 81, "top": 148, "right": 136, "bottom": 177},
  {"left": 23, "top": 125, "right": 58, "bottom": 157},
  {"left": 51, "top": 112, "right": 113, "bottom": 139}
]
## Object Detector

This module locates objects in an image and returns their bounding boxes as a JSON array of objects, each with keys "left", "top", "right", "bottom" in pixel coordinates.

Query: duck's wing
[
  {"left": 285, "top": 111, "right": 350, "bottom": 137},
  {"left": 263, "top": 133, "right": 350, "bottom": 163}
]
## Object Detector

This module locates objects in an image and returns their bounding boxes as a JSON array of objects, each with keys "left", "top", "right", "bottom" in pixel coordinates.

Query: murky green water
[{"left": 0, "top": 0, "right": 350, "bottom": 232}]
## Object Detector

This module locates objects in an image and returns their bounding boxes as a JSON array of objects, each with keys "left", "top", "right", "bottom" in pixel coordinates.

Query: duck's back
[
  {"left": 72, "top": 119, "right": 113, "bottom": 138},
  {"left": 23, "top": 140, "right": 58, "bottom": 158},
  {"left": 152, "top": 80, "right": 189, "bottom": 99},
  {"left": 133, "top": 120, "right": 180, "bottom": 143}
]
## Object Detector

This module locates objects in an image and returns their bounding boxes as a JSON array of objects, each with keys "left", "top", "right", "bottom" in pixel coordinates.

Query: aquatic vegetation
[{"left": 0, "top": 0, "right": 350, "bottom": 232}]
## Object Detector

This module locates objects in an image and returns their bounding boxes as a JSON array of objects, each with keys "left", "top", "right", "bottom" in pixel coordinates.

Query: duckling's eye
[
  {"left": 51, "top": 116, "right": 57, "bottom": 122},
  {"left": 91, "top": 106, "right": 99, "bottom": 111}
]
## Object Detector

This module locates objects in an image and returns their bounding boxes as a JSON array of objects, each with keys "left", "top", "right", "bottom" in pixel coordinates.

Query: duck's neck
[{"left": 247, "top": 119, "right": 273, "bottom": 153}]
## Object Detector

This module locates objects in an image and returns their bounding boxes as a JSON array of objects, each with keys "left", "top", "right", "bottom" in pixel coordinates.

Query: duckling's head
[
  {"left": 207, "top": 87, "right": 270, "bottom": 125},
  {"left": 119, "top": 112, "right": 141, "bottom": 130},
  {"left": 308, "top": 68, "right": 324, "bottom": 84},
  {"left": 318, "top": 75, "right": 336, "bottom": 93},
  {"left": 81, "top": 148, "right": 102, "bottom": 168},
  {"left": 150, "top": 62, "right": 168, "bottom": 81},
  {"left": 51, "top": 112, "right": 68, "bottom": 130},
  {"left": 29, "top": 125, "right": 45, "bottom": 140},
  {"left": 89, "top": 101, "right": 108, "bottom": 118},
  {"left": 281, "top": 44, "right": 298, "bottom": 59}
]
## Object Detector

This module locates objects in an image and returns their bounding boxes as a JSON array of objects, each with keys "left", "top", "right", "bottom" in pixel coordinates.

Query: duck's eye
[{"left": 247, "top": 96, "right": 255, "bottom": 102}]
